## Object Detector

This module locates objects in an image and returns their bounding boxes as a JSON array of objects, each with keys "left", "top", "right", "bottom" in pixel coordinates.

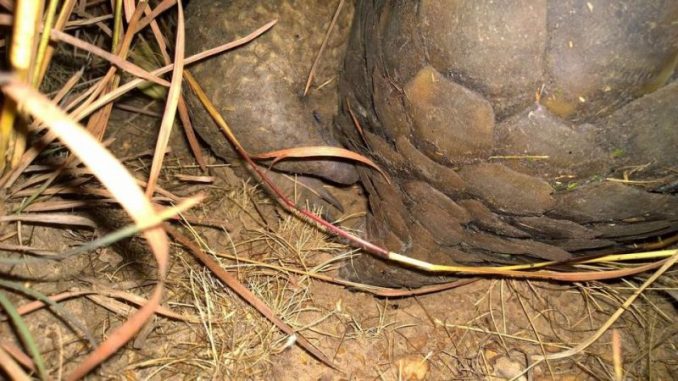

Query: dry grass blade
[
  {"left": 0, "top": 14, "right": 12, "bottom": 26},
  {"left": 72, "top": 19, "right": 277, "bottom": 123},
  {"left": 0, "top": 0, "right": 13, "bottom": 11},
  {"left": 0, "top": 74, "right": 171, "bottom": 380},
  {"left": 1, "top": 63, "right": 84, "bottom": 187},
  {"left": 145, "top": 0, "right": 185, "bottom": 197},
  {"left": 253, "top": 145, "right": 389, "bottom": 183},
  {"left": 0, "top": 344, "right": 31, "bottom": 381},
  {"left": 136, "top": 0, "right": 206, "bottom": 170},
  {"left": 134, "top": 0, "right": 176, "bottom": 33},
  {"left": 10, "top": 289, "right": 198, "bottom": 323},
  {"left": 179, "top": 19, "right": 277, "bottom": 65},
  {"left": 0, "top": 244, "right": 56, "bottom": 260},
  {"left": 51, "top": 66, "right": 85, "bottom": 103},
  {"left": 368, "top": 279, "right": 478, "bottom": 297},
  {"left": 612, "top": 329, "right": 622, "bottom": 381},
  {"left": 85, "top": 293, "right": 197, "bottom": 323},
  {"left": 0, "top": 213, "right": 97, "bottom": 228},
  {"left": 64, "top": 14, "right": 113, "bottom": 29},
  {"left": 303, "top": 0, "right": 344, "bottom": 96},
  {"left": 0, "top": 341, "right": 35, "bottom": 372},
  {"left": 49, "top": 29, "right": 170, "bottom": 87},
  {"left": 175, "top": 174, "right": 214, "bottom": 183},
  {"left": 21, "top": 199, "right": 107, "bottom": 212},
  {"left": 123, "top": 0, "right": 135, "bottom": 22},
  {"left": 83, "top": 0, "right": 148, "bottom": 141},
  {"left": 138, "top": 2, "right": 169, "bottom": 62},
  {"left": 177, "top": 97, "right": 207, "bottom": 170}
]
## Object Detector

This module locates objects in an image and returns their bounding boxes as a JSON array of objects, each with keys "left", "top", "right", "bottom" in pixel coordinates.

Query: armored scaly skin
[
  {"left": 335, "top": 1, "right": 677, "bottom": 286},
  {"left": 186, "top": 1, "right": 678, "bottom": 287}
]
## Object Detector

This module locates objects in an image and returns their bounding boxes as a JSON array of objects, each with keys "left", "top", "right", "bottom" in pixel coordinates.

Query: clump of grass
[{"left": 0, "top": 0, "right": 194, "bottom": 378}]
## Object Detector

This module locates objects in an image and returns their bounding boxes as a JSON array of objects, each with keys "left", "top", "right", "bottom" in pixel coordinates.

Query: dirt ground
[{"left": 0, "top": 96, "right": 675, "bottom": 380}]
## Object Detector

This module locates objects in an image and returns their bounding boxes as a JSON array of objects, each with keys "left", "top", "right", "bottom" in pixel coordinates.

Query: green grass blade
[
  {"left": 0, "top": 291, "right": 47, "bottom": 380},
  {"left": 0, "top": 279, "right": 96, "bottom": 347}
]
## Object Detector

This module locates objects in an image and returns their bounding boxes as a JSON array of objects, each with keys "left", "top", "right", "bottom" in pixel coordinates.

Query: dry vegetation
[{"left": 0, "top": 1, "right": 675, "bottom": 380}]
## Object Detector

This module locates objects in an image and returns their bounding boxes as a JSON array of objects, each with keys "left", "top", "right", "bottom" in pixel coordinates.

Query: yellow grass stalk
[
  {"left": 0, "top": 0, "right": 42, "bottom": 171},
  {"left": 34, "top": 0, "right": 76, "bottom": 85},
  {"left": 31, "top": 0, "right": 58, "bottom": 87}
]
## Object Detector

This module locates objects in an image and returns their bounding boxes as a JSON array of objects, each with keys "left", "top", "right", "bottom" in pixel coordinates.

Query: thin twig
[{"left": 303, "top": 0, "right": 344, "bottom": 96}]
